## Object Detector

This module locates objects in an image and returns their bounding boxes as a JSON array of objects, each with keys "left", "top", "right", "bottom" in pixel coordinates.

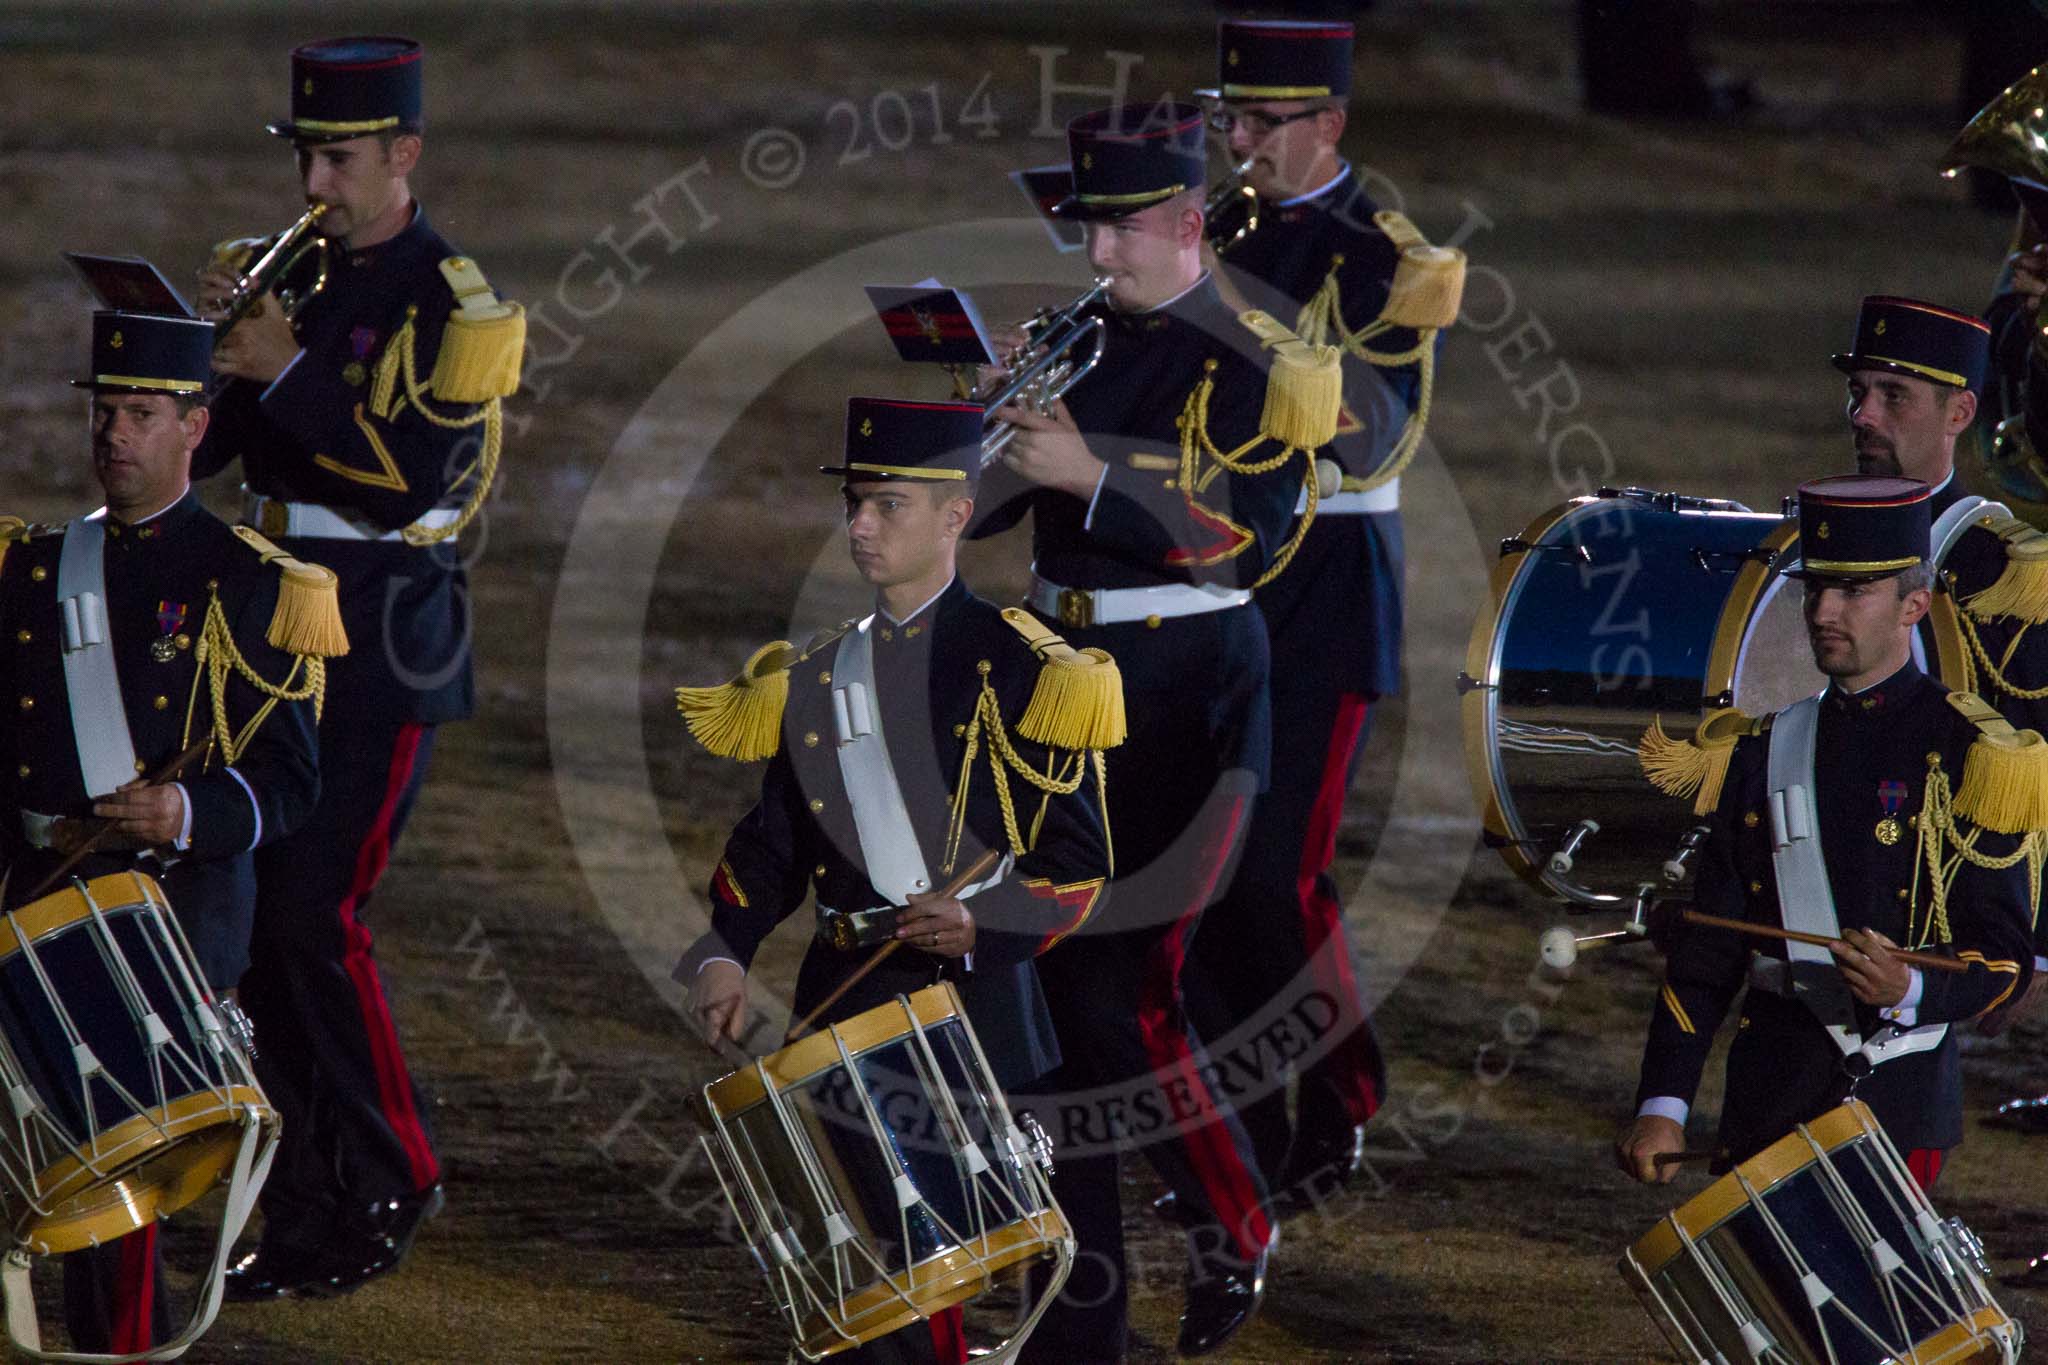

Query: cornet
[
  {"left": 1205, "top": 157, "right": 1260, "bottom": 257},
  {"left": 206, "top": 203, "right": 331, "bottom": 336},
  {"left": 978, "top": 277, "right": 1112, "bottom": 465}
]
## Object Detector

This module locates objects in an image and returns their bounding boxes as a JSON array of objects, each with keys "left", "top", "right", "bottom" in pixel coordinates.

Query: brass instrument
[
  {"left": 206, "top": 203, "right": 331, "bottom": 336},
  {"left": 978, "top": 277, "right": 1112, "bottom": 465},
  {"left": 1943, "top": 65, "right": 2048, "bottom": 528},
  {"left": 1205, "top": 157, "right": 1260, "bottom": 257}
]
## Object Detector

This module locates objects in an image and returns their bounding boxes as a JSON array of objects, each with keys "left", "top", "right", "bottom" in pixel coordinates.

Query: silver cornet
[
  {"left": 978, "top": 277, "right": 1112, "bottom": 466},
  {"left": 1205, "top": 158, "right": 1259, "bottom": 257},
  {"left": 207, "top": 203, "right": 331, "bottom": 336}
]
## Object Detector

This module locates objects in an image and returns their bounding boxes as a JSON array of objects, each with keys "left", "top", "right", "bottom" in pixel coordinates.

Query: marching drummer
[
  {"left": 674, "top": 397, "right": 1113, "bottom": 1365},
  {"left": 1832, "top": 296, "right": 2048, "bottom": 1032},
  {"left": 1615, "top": 476, "right": 2037, "bottom": 1192},
  {"left": 0, "top": 303, "right": 331, "bottom": 1354}
]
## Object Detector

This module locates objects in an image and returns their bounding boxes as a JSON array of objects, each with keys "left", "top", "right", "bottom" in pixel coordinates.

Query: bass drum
[{"left": 1461, "top": 487, "right": 1975, "bottom": 908}]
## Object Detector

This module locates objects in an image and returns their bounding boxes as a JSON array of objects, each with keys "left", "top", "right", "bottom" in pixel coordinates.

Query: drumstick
[
  {"left": 1681, "top": 909, "right": 1968, "bottom": 974},
  {"left": 785, "top": 848, "right": 1003, "bottom": 1041},
  {"left": 1653, "top": 1148, "right": 1726, "bottom": 1168},
  {"left": 22, "top": 738, "right": 214, "bottom": 903}
]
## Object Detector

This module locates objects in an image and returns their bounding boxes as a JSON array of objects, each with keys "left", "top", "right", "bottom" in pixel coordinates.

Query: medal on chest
[
  {"left": 1875, "top": 778, "right": 1908, "bottom": 846},
  {"left": 152, "top": 601, "right": 187, "bottom": 663}
]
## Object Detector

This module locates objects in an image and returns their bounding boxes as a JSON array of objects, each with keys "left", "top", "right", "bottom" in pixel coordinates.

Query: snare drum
[
  {"left": 697, "top": 984, "right": 1071, "bottom": 1361},
  {"left": 0, "top": 871, "right": 273, "bottom": 1255},
  {"left": 1463, "top": 488, "right": 1972, "bottom": 907},
  {"left": 1622, "top": 1101, "right": 2020, "bottom": 1365}
]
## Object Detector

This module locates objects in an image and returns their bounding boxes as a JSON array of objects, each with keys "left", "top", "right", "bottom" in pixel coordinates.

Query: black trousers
[
  {"left": 240, "top": 717, "right": 441, "bottom": 1239},
  {"left": 1188, "top": 679, "right": 1387, "bottom": 1183},
  {"left": 62, "top": 1226, "right": 170, "bottom": 1355}
]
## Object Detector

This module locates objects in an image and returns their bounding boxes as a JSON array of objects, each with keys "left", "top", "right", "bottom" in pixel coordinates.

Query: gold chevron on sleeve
[{"left": 310, "top": 403, "right": 413, "bottom": 492}]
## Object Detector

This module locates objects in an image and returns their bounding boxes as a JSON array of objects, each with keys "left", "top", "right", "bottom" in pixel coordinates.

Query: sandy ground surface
[{"left": 3, "top": 1, "right": 2047, "bottom": 1361}]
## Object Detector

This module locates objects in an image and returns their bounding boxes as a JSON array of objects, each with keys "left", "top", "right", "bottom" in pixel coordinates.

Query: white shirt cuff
[
  {"left": 224, "top": 767, "right": 262, "bottom": 852},
  {"left": 2034, "top": 955, "right": 2047, "bottom": 973},
  {"left": 169, "top": 783, "right": 193, "bottom": 852},
  {"left": 1637, "top": 1096, "right": 1690, "bottom": 1127},
  {"left": 1879, "top": 968, "right": 1924, "bottom": 1027},
  {"left": 1079, "top": 465, "right": 1111, "bottom": 530},
  {"left": 258, "top": 349, "right": 308, "bottom": 402}
]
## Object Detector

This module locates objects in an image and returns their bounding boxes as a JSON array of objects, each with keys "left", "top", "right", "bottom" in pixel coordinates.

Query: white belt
[
  {"left": 1297, "top": 478, "right": 1399, "bottom": 516},
  {"left": 1027, "top": 573, "right": 1250, "bottom": 629},
  {"left": 242, "top": 492, "right": 459, "bottom": 543}
]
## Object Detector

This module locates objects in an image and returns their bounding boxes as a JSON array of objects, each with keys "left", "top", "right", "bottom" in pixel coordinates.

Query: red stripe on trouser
[
  {"left": 1134, "top": 794, "right": 1271, "bottom": 1258},
  {"left": 109, "top": 1225, "right": 156, "bottom": 1354},
  {"left": 1297, "top": 694, "right": 1381, "bottom": 1124},
  {"left": 927, "top": 1305, "right": 966, "bottom": 1364},
  {"left": 338, "top": 722, "right": 440, "bottom": 1190},
  {"left": 1906, "top": 1148, "right": 1945, "bottom": 1192}
]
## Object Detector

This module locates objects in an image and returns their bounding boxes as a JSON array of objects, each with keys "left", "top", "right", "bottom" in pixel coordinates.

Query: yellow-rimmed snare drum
[
  {"left": 1462, "top": 488, "right": 1977, "bottom": 908},
  {"left": 0, "top": 872, "right": 277, "bottom": 1360},
  {"left": 1622, "top": 1101, "right": 2020, "bottom": 1365},
  {"left": 696, "top": 984, "right": 1072, "bottom": 1361}
]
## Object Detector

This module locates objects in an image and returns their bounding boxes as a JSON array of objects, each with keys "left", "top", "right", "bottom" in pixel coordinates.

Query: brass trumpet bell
[{"left": 207, "top": 202, "right": 331, "bottom": 335}]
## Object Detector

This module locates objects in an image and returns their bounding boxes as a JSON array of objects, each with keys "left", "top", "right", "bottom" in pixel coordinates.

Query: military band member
[
  {"left": 973, "top": 102, "right": 1341, "bottom": 1359},
  {"left": 1833, "top": 298, "right": 2048, "bottom": 1001},
  {"left": 1182, "top": 15, "right": 1428, "bottom": 1215},
  {"left": 0, "top": 307, "right": 331, "bottom": 1354},
  {"left": 194, "top": 36, "right": 523, "bottom": 1298},
  {"left": 675, "top": 397, "right": 1113, "bottom": 1365},
  {"left": 1617, "top": 478, "right": 2037, "bottom": 1191}
]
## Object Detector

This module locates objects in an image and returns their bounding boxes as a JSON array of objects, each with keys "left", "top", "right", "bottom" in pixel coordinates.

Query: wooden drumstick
[
  {"left": 785, "top": 848, "right": 1003, "bottom": 1041},
  {"left": 22, "top": 738, "right": 214, "bottom": 903},
  {"left": 1653, "top": 1148, "right": 1726, "bottom": 1168},
  {"left": 1680, "top": 909, "right": 1969, "bottom": 974}
]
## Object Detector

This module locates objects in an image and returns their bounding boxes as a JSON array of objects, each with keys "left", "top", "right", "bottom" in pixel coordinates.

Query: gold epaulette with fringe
[
  {"left": 997, "top": 607, "right": 1127, "bottom": 752},
  {"left": 1236, "top": 310, "right": 1342, "bottom": 451},
  {"left": 230, "top": 526, "right": 350, "bottom": 658},
  {"left": 1373, "top": 211, "right": 1467, "bottom": 332},
  {"left": 1945, "top": 690, "right": 2048, "bottom": 833},
  {"left": 1962, "top": 514, "right": 2048, "bottom": 625},
  {"left": 429, "top": 257, "right": 526, "bottom": 403},
  {"left": 1638, "top": 707, "right": 1765, "bottom": 816},
  {"left": 674, "top": 622, "right": 853, "bottom": 762}
]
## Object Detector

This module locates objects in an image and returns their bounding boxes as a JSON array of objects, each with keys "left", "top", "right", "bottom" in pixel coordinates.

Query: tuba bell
[
  {"left": 206, "top": 203, "right": 332, "bottom": 336},
  {"left": 1942, "top": 63, "right": 2048, "bottom": 232}
]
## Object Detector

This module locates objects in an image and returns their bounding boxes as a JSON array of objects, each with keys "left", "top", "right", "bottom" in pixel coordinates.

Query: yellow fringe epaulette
[
  {"left": 997, "top": 607, "right": 1127, "bottom": 752},
  {"left": 673, "top": 622, "right": 854, "bottom": 762},
  {"left": 429, "top": 257, "right": 526, "bottom": 403},
  {"left": 1946, "top": 690, "right": 2048, "bottom": 834},
  {"left": 1236, "top": 310, "right": 1343, "bottom": 451},
  {"left": 230, "top": 526, "right": 350, "bottom": 658},
  {"left": 1374, "top": 211, "right": 1468, "bottom": 332},
  {"left": 1963, "top": 515, "right": 2048, "bottom": 625},
  {"left": 1638, "top": 707, "right": 1763, "bottom": 816}
]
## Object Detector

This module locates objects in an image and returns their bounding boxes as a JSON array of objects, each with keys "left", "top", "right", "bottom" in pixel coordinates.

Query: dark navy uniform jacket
[
  {"left": 1222, "top": 165, "right": 1418, "bottom": 698},
  {"left": 1931, "top": 476, "right": 2048, "bottom": 959},
  {"left": 676, "top": 580, "right": 1109, "bottom": 1090},
  {"left": 0, "top": 492, "right": 320, "bottom": 984},
  {"left": 970, "top": 275, "right": 1301, "bottom": 783},
  {"left": 194, "top": 204, "right": 477, "bottom": 724},
  {"left": 1638, "top": 664, "right": 2034, "bottom": 1158}
]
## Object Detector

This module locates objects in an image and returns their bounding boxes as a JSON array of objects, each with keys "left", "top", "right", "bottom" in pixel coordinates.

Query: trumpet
[
  {"left": 206, "top": 203, "right": 331, "bottom": 336},
  {"left": 979, "top": 277, "right": 1111, "bottom": 465},
  {"left": 1205, "top": 157, "right": 1260, "bottom": 257}
]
